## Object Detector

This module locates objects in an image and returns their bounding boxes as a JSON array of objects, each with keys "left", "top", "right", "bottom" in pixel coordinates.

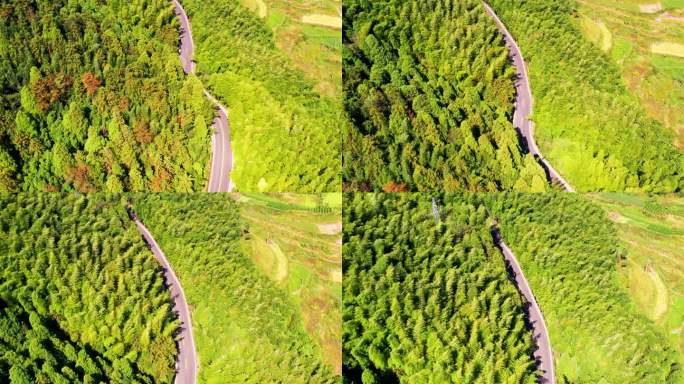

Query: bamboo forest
[
  {"left": 0, "top": 0, "right": 341, "bottom": 193},
  {"left": 343, "top": 0, "right": 549, "bottom": 192},
  {"left": 0, "top": 0, "right": 214, "bottom": 192},
  {"left": 0, "top": 194, "right": 178, "bottom": 383},
  {"left": 482, "top": 0, "right": 683, "bottom": 192},
  {"left": 343, "top": 193, "right": 684, "bottom": 383},
  {"left": 0, "top": 193, "right": 342, "bottom": 383}
]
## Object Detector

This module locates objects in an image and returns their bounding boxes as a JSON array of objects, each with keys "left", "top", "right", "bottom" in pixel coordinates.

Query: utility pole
[{"left": 432, "top": 197, "right": 440, "bottom": 224}]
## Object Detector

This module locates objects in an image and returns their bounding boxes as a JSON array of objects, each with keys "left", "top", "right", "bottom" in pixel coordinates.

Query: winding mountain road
[
  {"left": 173, "top": 0, "right": 234, "bottom": 192},
  {"left": 131, "top": 212, "right": 197, "bottom": 384},
  {"left": 492, "top": 226, "right": 556, "bottom": 384},
  {"left": 482, "top": 2, "right": 575, "bottom": 192}
]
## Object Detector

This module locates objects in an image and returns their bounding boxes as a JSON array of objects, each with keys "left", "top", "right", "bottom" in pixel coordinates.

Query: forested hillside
[
  {"left": 343, "top": 193, "right": 538, "bottom": 383},
  {"left": 488, "top": 193, "right": 683, "bottom": 383},
  {"left": 343, "top": 0, "right": 548, "bottom": 192},
  {"left": 180, "top": 0, "right": 341, "bottom": 192},
  {"left": 0, "top": 0, "right": 214, "bottom": 192},
  {"left": 0, "top": 194, "right": 178, "bottom": 383},
  {"left": 487, "top": 0, "right": 683, "bottom": 192},
  {"left": 134, "top": 194, "right": 338, "bottom": 383}
]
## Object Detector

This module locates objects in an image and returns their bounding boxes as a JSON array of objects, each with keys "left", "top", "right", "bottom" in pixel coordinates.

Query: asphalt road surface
[
  {"left": 492, "top": 226, "right": 556, "bottom": 384},
  {"left": 173, "top": 0, "right": 233, "bottom": 192},
  {"left": 134, "top": 217, "right": 198, "bottom": 384},
  {"left": 482, "top": 2, "right": 575, "bottom": 192}
]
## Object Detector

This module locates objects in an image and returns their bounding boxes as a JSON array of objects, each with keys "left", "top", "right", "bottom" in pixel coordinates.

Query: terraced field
[
  {"left": 577, "top": 0, "right": 684, "bottom": 148},
  {"left": 591, "top": 193, "right": 684, "bottom": 362},
  {"left": 236, "top": 193, "right": 342, "bottom": 374},
  {"left": 243, "top": 0, "right": 342, "bottom": 98}
]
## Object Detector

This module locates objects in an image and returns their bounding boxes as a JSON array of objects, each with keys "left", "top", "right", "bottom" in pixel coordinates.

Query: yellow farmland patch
[
  {"left": 651, "top": 41, "right": 684, "bottom": 57},
  {"left": 301, "top": 14, "right": 342, "bottom": 29}
]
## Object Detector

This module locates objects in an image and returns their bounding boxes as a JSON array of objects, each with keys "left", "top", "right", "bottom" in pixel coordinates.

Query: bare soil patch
[
  {"left": 317, "top": 222, "right": 341, "bottom": 234},
  {"left": 640, "top": 2, "right": 663, "bottom": 13}
]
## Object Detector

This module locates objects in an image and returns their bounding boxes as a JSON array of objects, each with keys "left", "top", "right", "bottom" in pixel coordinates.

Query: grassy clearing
[
  {"left": 579, "top": 15, "right": 613, "bottom": 51},
  {"left": 651, "top": 55, "right": 684, "bottom": 81},
  {"left": 590, "top": 193, "right": 684, "bottom": 363},
  {"left": 237, "top": 193, "right": 342, "bottom": 374},
  {"left": 664, "top": 0, "right": 684, "bottom": 8},
  {"left": 241, "top": 0, "right": 268, "bottom": 18}
]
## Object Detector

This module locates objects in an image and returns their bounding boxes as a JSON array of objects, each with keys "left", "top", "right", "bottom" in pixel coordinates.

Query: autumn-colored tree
[
  {"left": 30, "top": 73, "right": 71, "bottom": 111},
  {"left": 119, "top": 96, "right": 130, "bottom": 110},
  {"left": 65, "top": 162, "right": 95, "bottom": 192},
  {"left": 81, "top": 72, "right": 101, "bottom": 96},
  {"left": 382, "top": 182, "right": 409, "bottom": 192},
  {"left": 150, "top": 168, "right": 172, "bottom": 192},
  {"left": 133, "top": 120, "right": 153, "bottom": 144}
]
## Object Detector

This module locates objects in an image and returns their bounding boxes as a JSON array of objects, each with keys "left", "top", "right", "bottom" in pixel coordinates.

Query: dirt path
[
  {"left": 492, "top": 226, "right": 556, "bottom": 384},
  {"left": 132, "top": 213, "right": 197, "bottom": 384},
  {"left": 172, "top": 0, "right": 234, "bottom": 192},
  {"left": 482, "top": 2, "right": 575, "bottom": 192}
]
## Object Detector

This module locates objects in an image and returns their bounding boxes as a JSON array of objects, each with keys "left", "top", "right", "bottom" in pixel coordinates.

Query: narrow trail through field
[
  {"left": 491, "top": 225, "right": 556, "bottom": 384},
  {"left": 130, "top": 209, "right": 197, "bottom": 384},
  {"left": 268, "top": 239, "right": 289, "bottom": 282},
  {"left": 172, "top": 0, "right": 234, "bottom": 192},
  {"left": 483, "top": 2, "right": 575, "bottom": 192},
  {"left": 649, "top": 266, "right": 669, "bottom": 320}
]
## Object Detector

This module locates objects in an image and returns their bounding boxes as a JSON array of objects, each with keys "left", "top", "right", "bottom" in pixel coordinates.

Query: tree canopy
[{"left": 342, "top": 0, "right": 549, "bottom": 192}]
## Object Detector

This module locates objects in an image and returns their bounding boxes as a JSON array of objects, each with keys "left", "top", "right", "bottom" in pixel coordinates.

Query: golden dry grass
[
  {"left": 651, "top": 41, "right": 684, "bottom": 57},
  {"left": 301, "top": 14, "right": 342, "bottom": 29}
]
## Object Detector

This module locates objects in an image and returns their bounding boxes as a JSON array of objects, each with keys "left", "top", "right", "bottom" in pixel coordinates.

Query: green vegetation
[
  {"left": 181, "top": 0, "right": 341, "bottom": 192},
  {"left": 343, "top": 193, "right": 538, "bottom": 383},
  {"left": 253, "top": 0, "right": 342, "bottom": 98},
  {"left": 238, "top": 193, "right": 342, "bottom": 374},
  {"left": 344, "top": 192, "right": 684, "bottom": 383},
  {"left": 489, "top": 193, "right": 683, "bottom": 383},
  {"left": 0, "top": 0, "right": 215, "bottom": 192},
  {"left": 0, "top": 194, "right": 177, "bottom": 383},
  {"left": 134, "top": 194, "right": 338, "bottom": 383},
  {"left": 591, "top": 193, "right": 684, "bottom": 363},
  {"left": 343, "top": 0, "right": 548, "bottom": 192},
  {"left": 577, "top": 0, "right": 684, "bottom": 148},
  {"left": 487, "top": 0, "right": 683, "bottom": 191}
]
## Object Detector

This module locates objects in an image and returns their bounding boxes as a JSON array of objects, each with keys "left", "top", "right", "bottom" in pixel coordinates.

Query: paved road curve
[
  {"left": 492, "top": 226, "right": 556, "bottom": 384},
  {"left": 133, "top": 214, "right": 198, "bottom": 384},
  {"left": 482, "top": 2, "right": 575, "bottom": 192},
  {"left": 172, "top": 0, "right": 234, "bottom": 192}
]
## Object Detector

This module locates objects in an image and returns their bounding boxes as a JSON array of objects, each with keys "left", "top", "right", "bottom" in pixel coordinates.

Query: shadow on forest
[{"left": 343, "top": 365, "right": 400, "bottom": 384}]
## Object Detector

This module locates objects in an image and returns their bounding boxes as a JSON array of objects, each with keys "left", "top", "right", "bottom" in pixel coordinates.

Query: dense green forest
[
  {"left": 343, "top": 193, "right": 538, "bottom": 383},
  {"left": 488, "top": 193, "right": 683, "bottom": 383},
  {"left": 0, "top": 0, "right": 215, "bottom": 192},
  {"left": 0, "top": 194, "right": 178, "bottom": 383},
  {"left": 134, "top": 194, "right": 338, "bottom": 383},
  {"left": 487, "top": 0, "right": 683, "bottom": 192},
  {"left": 181, "top": 0, "right": 341, "bottom": 192},
  {"left": 343, "top": 0, "right": 549, "bottom": 192}
]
